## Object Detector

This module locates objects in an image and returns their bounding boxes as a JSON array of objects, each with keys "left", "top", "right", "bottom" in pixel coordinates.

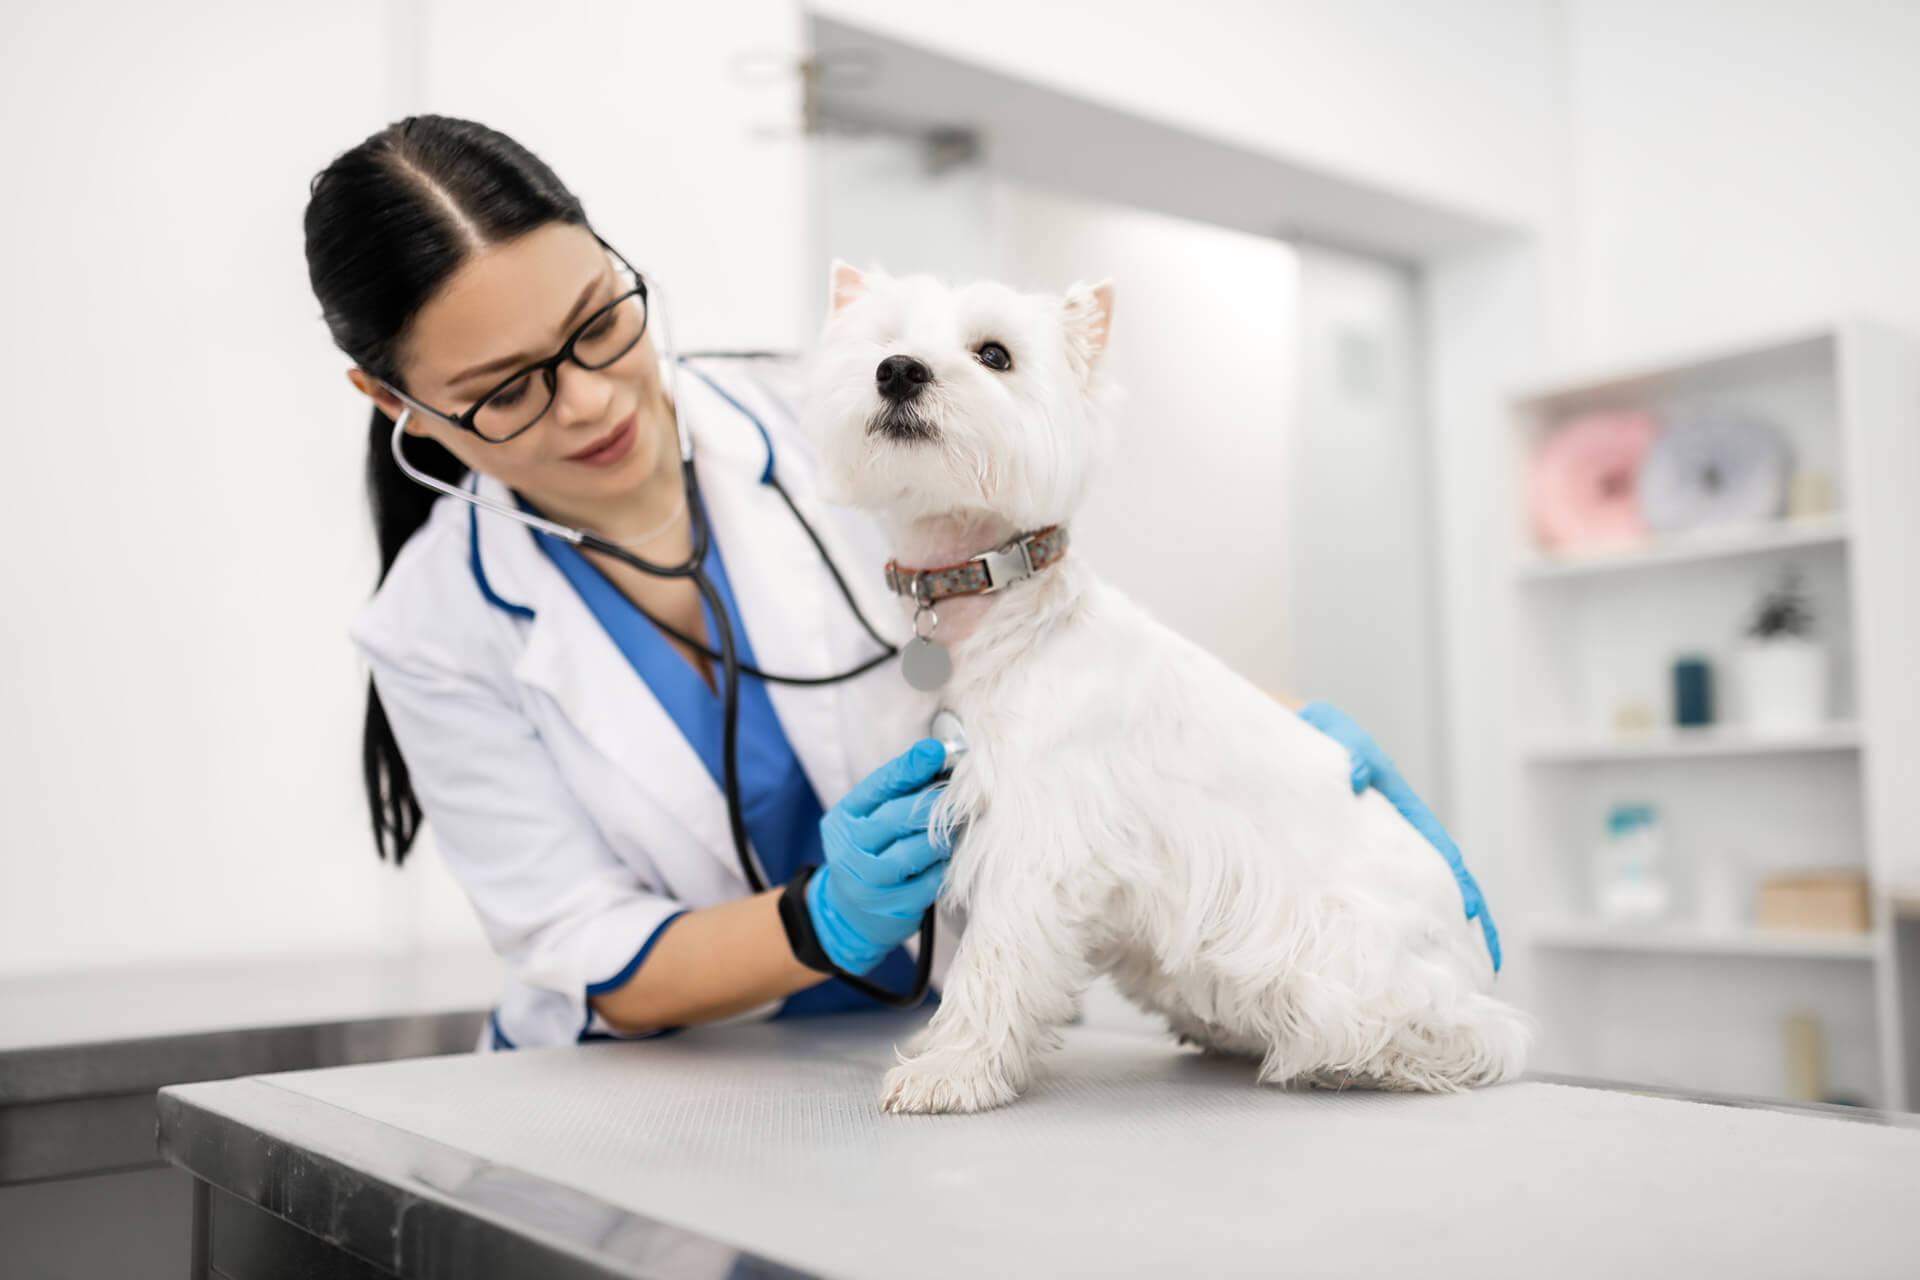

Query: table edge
[{"left": 157, "top": 1076, "right": 814, "bottom": 1280}]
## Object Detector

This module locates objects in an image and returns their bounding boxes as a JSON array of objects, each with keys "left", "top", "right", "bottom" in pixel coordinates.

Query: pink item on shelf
[{"left": 1530, "top": 410, "right": 1659, "bottom": 552}]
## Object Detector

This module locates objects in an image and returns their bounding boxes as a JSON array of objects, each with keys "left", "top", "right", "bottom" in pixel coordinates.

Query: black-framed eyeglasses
[{"left": 383, "top": 237, "right": 650, "bottom": 444}]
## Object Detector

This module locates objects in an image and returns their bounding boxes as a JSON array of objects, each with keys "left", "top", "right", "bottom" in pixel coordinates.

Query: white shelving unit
[{"left": 1505, "top": 321, "right": 1920, "bottom": 1110}]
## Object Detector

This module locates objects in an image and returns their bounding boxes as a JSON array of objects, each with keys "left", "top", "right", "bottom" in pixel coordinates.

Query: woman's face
[{"left": 353, "top": 222, "right": 674, "bottom": 515}]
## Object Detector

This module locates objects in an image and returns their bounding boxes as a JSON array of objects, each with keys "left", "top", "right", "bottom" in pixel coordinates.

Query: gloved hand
[
  {"left": 804, "top": 738, "right": 951, "bottom": 975},
  {"left": 1297, "top": 701, "right": 1501, "bottom": 971}
]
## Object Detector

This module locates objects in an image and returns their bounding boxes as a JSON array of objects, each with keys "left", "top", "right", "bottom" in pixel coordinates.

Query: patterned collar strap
[{"left": 883, "top": 526, "right": 1070, "bottom": 604}]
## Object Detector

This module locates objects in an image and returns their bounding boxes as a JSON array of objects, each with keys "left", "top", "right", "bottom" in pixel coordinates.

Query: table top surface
[{"left": 160, "top": 1009, "right": 1920, "bottom": 1280}]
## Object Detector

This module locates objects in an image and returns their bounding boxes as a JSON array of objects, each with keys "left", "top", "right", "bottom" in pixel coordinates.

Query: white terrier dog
[{"left": 803, "top": 264, "right": 1528, "bottom": 1115}]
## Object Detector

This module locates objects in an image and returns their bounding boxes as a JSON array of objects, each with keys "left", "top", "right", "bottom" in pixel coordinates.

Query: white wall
[
  {"left": 0, "top": 2, "right": 409, "bottom": 976},
  {"left": 0, "top": 1, "right": 817, "bottom": 976},
  {"left": 1557, "top": 0, "right": 1920, "bottom": 365}
]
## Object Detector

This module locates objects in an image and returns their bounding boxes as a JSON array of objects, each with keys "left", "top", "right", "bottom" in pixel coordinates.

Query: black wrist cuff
[{"left": 778, "top": 864, "right": 836, "bottom": 974}]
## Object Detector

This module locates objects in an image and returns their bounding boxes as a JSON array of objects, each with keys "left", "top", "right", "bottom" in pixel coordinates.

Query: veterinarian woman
[{"left": 308, "top": 115, "right": 1487, "bottom": 1052}]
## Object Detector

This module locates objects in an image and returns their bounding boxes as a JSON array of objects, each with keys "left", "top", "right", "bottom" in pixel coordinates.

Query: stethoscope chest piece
[{"left": 929, "top": 708, "right": 967, "bottom": 766}]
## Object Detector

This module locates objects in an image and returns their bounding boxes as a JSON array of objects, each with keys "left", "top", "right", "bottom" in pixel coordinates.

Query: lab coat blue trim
[
  {"left": 585, "top": 909, "right": 690, "bottom": 996},
  {"left": 467, "top": 496, "right": 535, "bottom": 620},
  {"left": 580, "top": 1025, "right": 686, "bottom": 1043},
  {"left": 680, "top": 362, "right": 776, "bottom": 484},
  {"left": 488, "top": 1009, "right": 516, "bottom": 1052}
]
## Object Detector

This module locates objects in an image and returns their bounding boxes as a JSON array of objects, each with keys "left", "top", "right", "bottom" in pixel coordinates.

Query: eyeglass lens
[{"left": 471, "top": 291, "right": 648, "bottom": 441}]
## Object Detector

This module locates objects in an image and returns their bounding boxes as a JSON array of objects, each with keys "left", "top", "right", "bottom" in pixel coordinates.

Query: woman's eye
[
  {"left": 975, "top": 342, "right": 1013, "bottom": 372},
  {"left": 581, "top": 312, "right": 615, "bottom": 340}
]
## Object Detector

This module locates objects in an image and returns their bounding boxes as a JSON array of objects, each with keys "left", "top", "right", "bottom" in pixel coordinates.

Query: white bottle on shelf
[{"left": 1595, "top": 804, "right": 1671, "bottom": 922}]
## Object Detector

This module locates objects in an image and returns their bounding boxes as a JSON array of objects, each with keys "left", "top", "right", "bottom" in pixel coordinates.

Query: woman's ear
[{"left": 346, "top": 368, "right": 420, "bottom": 433}]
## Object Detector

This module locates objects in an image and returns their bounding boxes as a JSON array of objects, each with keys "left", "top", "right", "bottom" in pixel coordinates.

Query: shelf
[
  {"left": 1525, "top": 722, "right": 1862, "bottom": 763},
  {"left": 1532, "top": 922, "right": 1879, "bottom": 961},
  {"left": 1516, "top": 514, "right": 1848, "bottom": 581},
  {"left": 1510, "top": 324, "right": 1838, "bottom": 413}
]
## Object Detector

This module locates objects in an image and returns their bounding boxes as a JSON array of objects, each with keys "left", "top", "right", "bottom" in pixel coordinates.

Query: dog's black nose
[{"left": 876, "top": 354, "right": 932, "bottom": 403}]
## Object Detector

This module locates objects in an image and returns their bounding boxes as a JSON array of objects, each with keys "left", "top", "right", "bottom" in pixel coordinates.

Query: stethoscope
[{"left": 388, "top": 348, "right": 948, "bottom": 1008}]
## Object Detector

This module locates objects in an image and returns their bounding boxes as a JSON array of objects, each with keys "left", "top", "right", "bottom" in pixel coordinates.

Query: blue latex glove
[
  {"left": 1297, "top": 701, "right": 1502, "bottom": 972},
  {"left": 807, "top": 738, "right": 952, "bottom": 975}
]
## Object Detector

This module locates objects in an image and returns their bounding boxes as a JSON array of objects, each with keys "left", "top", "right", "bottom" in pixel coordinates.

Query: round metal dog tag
[{"left": 900, "top": 637, "right": 952, "bottom": 691}]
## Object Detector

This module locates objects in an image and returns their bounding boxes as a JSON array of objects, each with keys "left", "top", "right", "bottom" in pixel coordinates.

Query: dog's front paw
[{"left": 881, "top": 1050, "right": 1023, "bottom": 1115}]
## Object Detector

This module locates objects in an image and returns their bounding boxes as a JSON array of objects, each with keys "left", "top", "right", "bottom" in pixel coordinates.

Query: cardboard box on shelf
[{"left": 1755, "top": 871, "right": 1871, "bottom": 934}]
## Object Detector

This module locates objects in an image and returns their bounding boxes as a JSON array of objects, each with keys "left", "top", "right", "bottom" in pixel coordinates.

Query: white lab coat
[{"left": 350, "top": 360, "right": 928, "bottom": 1050}]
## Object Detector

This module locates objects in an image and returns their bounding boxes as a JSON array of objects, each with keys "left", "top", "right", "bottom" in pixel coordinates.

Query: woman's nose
[{"left": 551, "top": 361, "right": 615, "bottom": 428}]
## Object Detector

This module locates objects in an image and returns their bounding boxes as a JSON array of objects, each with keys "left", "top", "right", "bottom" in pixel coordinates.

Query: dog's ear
[
  {"left": 828, "top": 260, "right": 869, "bottom": 315},
  {"left": 1063, "top": 280, "right": 1115, "bottom": 380}
]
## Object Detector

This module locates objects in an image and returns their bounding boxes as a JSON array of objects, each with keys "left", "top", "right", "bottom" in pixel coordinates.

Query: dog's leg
[{"left": 881, "top": 876, "right": 1090, "bottom": 1115}]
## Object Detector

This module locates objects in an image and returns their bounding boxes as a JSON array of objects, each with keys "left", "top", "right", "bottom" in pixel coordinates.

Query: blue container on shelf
[{"left": 1673, "top": 654, "right": 1715, "bottom": 727}]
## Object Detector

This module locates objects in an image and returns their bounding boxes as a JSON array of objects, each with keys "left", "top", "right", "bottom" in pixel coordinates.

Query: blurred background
[{"left": 3, "top": 2, "right": 1919, "bottom": 1265}]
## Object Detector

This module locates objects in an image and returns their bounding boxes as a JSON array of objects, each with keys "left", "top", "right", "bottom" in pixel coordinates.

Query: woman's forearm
[{"left": 587, "top": 889, "right": 824, "bottom": 1033}]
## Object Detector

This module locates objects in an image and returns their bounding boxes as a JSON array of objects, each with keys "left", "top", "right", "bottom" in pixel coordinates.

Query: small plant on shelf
[{"left": 1745, "top": 566, "right": 1815, "bottom": 640}]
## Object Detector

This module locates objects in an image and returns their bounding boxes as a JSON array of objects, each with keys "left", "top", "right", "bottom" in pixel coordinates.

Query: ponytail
[
  {"left": 305, "top": 116, "right": 588, "bottom": 864},
  {"left": 362, "top": 407, "right": 465, "bottom": 863}
]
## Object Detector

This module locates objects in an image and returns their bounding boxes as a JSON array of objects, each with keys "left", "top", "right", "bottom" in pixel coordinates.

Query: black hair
[{"left": 304, "top": 116, "right": 589, "bottom": 865}]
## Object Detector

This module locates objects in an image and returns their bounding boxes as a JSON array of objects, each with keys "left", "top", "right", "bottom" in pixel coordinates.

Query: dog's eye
[{"left": 974, "top": 342, "right": 1013, "bottom": 372}]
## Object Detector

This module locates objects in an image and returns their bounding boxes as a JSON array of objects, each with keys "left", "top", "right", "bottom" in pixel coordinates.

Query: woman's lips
[{"left": 566, "top": 414, "right": 637, "bottom": 467}]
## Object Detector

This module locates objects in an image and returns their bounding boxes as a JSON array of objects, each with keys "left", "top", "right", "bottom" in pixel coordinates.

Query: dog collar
[{"left": 883, "top": 526, "right": 1070, "bottom": 604}]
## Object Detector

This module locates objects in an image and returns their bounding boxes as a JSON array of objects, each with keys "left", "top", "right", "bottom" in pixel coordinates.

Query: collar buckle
[{"left": 977, "top": 537, "right": 1035, "bottom": 593}]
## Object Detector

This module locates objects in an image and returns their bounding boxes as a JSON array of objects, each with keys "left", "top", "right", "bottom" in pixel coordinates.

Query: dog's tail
[
  {"left": 1419, "top": 992, "right": 1533, "bottom": 1090},
  {"left": 1258, "top": 989, "right": 1534, "bottom": 1093}
]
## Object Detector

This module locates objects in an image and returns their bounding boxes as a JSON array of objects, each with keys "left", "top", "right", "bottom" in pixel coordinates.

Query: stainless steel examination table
[{"left": 158, "top": 1009, "right": 1920, "bottom": 1280}]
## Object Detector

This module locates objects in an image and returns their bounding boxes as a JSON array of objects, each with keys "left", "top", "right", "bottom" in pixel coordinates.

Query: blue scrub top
[{"left": 529, "top": 501, "right": 922, "bottom": 1019}]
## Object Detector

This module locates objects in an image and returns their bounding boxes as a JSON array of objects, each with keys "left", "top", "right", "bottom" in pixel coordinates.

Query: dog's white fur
[{"left": 803, "top": 264, "right": 1529, "bottom": 1114}]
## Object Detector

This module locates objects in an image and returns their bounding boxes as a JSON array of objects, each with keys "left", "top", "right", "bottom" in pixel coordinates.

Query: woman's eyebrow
[{"left": 447, "top": 274, "right": 606, "bottom": 390}]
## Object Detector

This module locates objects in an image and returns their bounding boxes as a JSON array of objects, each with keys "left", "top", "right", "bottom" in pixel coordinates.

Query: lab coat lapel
[
  {"left": 680, "top": 373, "right": 860, "bottom": 817},
  {"left": 469, "top": 472, "right": 738, "bottom": 882}
]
